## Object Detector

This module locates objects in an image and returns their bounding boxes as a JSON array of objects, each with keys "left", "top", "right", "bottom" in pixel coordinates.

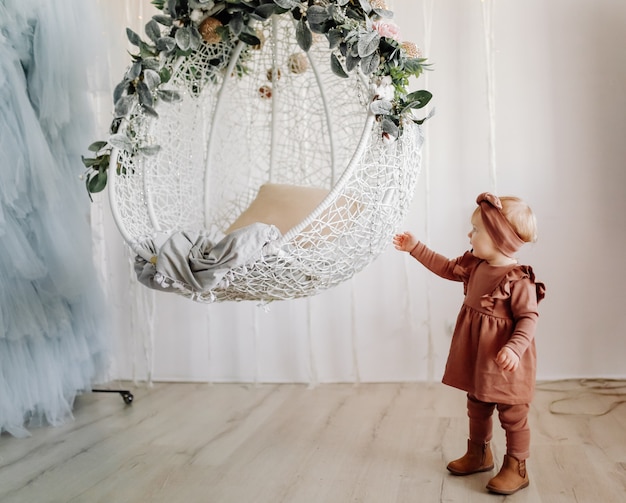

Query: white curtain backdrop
[{"left": 91, "top": 0, "right": 626, "bottom": 383}]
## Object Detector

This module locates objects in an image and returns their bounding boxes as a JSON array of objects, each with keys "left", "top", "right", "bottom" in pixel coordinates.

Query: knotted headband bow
[{"left": 476, "top": 192, "right": 525, "bottom": 257}]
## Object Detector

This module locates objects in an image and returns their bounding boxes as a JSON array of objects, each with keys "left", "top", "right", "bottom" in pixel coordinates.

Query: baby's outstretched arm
[{"left": 393, "top": 231, "right": 418, "bottom": 252}]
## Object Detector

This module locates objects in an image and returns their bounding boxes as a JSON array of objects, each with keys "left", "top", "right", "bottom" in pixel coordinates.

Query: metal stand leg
[{"left": 92, "top": 388, "right": 134, "bottom": 404}]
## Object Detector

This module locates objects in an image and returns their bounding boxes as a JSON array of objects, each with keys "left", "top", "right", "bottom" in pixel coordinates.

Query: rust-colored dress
[{"left": 410, "top": 242, "right": 546, "bottom": 405}]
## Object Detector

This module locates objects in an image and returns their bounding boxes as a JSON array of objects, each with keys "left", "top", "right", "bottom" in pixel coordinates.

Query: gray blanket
[{"left": 134, "top": 223, "right": 280, "bottom": 294}]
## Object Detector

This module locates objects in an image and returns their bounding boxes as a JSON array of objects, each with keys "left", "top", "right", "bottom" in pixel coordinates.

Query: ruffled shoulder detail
[
  {"left": 454, "top": 251, "right": 481, "bottom": 294},
  {"left": 491, "top": 264, "right": 546, "bottom": 302}
]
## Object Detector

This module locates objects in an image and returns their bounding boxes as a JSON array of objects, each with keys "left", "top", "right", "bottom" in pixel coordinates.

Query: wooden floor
[{"left": 1, "top": 380, "right": 625, "bottom": 503}]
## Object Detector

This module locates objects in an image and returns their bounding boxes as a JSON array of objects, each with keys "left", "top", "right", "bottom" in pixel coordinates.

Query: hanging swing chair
[{"left": 86, "top": 0, "right": 431, "bottom": 303}]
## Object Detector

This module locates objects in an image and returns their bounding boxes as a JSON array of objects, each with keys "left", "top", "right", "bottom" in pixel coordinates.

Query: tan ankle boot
[
  {"left": 446, "top": 439, "right": 494, "bottom": 475},
  {"left": 486, "top": 455, "right": 530, "bottom": 495}
]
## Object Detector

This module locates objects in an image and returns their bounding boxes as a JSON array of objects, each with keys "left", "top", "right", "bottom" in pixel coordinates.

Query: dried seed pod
[
  {"left": 199, "top": 17, "right": 223, "bottom": 44},
  {"left": 266, "top": 68, "right": 282, "bottom": 82},
  {"left": 287, "top": 53, "right": 308, "bottom": 74},
  {"left": 401, "top": 41, "right": 422, "bottom": 59},
  {"left": 258, "top": 85, "right": 272, "bottom": 99}
]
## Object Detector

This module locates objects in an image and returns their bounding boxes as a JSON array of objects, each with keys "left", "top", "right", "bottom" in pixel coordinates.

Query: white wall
[{"left": 94, "top": 0, "right": 626, "bottom": 383}]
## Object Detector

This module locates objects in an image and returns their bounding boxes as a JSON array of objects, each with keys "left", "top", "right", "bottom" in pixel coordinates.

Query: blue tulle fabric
[{"left": 0, "top": 0, "right": 109, "bottom": 437}]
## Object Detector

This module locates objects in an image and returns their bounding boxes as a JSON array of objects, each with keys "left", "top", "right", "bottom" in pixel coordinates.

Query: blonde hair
[{"left": 473, "top": 196, "right": 538, "bottom": 243}]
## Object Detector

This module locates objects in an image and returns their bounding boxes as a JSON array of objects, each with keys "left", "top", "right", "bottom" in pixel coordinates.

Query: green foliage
[{"left": 83, "top": 0, "right": 433, "bottom": 196}]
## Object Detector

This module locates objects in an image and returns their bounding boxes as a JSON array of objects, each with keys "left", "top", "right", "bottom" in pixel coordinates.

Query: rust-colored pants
[{"left": 467, "top": 394, "right": 531, "bottom": 460}]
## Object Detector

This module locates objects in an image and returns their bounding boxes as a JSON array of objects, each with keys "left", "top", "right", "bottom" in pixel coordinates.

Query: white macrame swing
[{"left": 107, "top": 12, "right": 424, "bottom": 304}]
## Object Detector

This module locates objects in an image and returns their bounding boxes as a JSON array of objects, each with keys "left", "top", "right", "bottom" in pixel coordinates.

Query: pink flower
[{"left": 372, "top": 21, "right": 401, "bottom": 41}]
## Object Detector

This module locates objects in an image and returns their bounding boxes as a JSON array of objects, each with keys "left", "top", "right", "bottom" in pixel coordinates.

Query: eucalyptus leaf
[
  {"left": 175, "top": 27, "right": 192, "bottom": 51},
  {"left": 145, "top": 19, "right": 161, "bottom": 42},
  {"left": 137, "top": 81, "right": 154, "bottom": 107},
  {"left": 381, "top": 117, "right": 399, "bottom": 137},
  {"left": 190, "top": 0, "right": 215, "bottom": 6},
  {"left": 358, "top": 0, "right": 372, "bottom": 14},
  {"left": 296, "top": 18, "right": 312, "bottom": 52},
  {"left": 229, "top": 12, "right": 245, "bottom": 34},
  {"left": 156, "top": 36, "right": 176, "bottom": 52},
  {"left": 188, "top": 26, "right": 202, "bottom": 50},
  {"left": 127, "top": 61, "right": 142, "bottom": 81},
  {"left": 346, "top": 5, "right": 365, "bottom": 21},
  {"left": 114, "top": 96, "right": 135, "bottom": 117},
  {"left": 166, "top": 0, "right": 177, "bottom": 17},
  {"left": 159, "top": 66, "right": 172, "bottom": 84},
  {"left": 81, "top": 156, "right": 99, "bottom": 168},
  {"left": 327, "top": 28, "right": 342, "bottom": 49},
  {"left": 364, "top": 15, "right": 373, "bottom": 31},
  {"left": 360, "top": 52, "right": 379, "bottom": 74},
  {"left": 238, "top": 30, "right": 261, "bottom": 46},
  {"left": 273, "top": 0, "right": 300, "bottom": 9},
  {"left": 126, "top": 28, "right": 142, "bottom": 47},
  {"left": 142, "top": 58, "right": 161, "bottom": 72},
  {"left": 108, "top": 133, "right": 133, "bottom": 151},
  {"left": 88, "top": 171, "right": 108, "bottom": 194},
  {"left": 308, "top": 22, "right": 327, "bottom": 35},
  {"left": 143, "top": 69, "right": 161, "bottom": 91},
  {"left": 403, "top": 90, "right": 432, "bottom": 109},
  {"left": 328, "top": 4, "right": 344, "bottom": 23},
  {"left": 373, "top": 8, "right": 393, "bottom": 18},
  {"left": 330, "top": 53, "right": 349, "bottom": 78},
  {"left": 370, "top": 99, "right": 393, "bottom": 115},
  {"left": 113, "top": 80, "right": 129, "bottom": 103},
  {"left": 153, "top": 14, "right": 173, "bottom": 26},
  {"left": 345, "top": 52, "right": 359, "bottom": 72},
  {"left": 338, "top": 41, "right": 347, "bottom": 57},
  {"left": 139, "top": 41, "right": 157, "bottom": 59},
  {"left": 142, "top": 104, "right": 159, "bottom": 118},
  {"left": 88, "top": 141, "right": 108, "bottom": 152},
  {"left": 307, "top": 5, "right": 330, "bottom": 25},
  {"left": 110, "top": 117, "right": 122, "bottom": 134},
  {"left": 357, "top": 30, "right": 380, "bottom": 57},
  {"left": 138, "top": 145, "right": 161, "bottom": 156},
  {"left": 252, "top": 4, "right": 276, "bottom": 20}
]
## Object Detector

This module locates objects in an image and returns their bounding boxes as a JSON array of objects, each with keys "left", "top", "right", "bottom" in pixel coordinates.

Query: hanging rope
[
  {"left": 399, "top": 0, "right": 435, "bottom": 382},
  {"left": 127, "top": 248, "right": 156, "bottom": 385},
  {"left": 481, "top": 0, "right": 498, "bottom": 192},
  {"left": 350, "top": 278, "right": 361, "bottom": 386},
  {"left": 306, "top": 297, "right": 318, "bottom": 388},
  {"left": 421, "top": 0, "right": 436, "bottom": 383}
]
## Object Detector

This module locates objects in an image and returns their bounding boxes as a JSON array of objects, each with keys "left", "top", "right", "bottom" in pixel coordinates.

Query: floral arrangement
[{"left": 82, "top": 0, "right": 432, "bottom": 195}]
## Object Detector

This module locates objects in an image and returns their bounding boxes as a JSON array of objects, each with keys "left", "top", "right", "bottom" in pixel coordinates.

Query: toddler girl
[{"left": 393, "top": 192, "right": 545, "bottom": 495}]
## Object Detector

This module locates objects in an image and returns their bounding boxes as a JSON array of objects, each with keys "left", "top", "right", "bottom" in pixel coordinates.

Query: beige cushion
[{"left": 226, "top": 183, "right": 329, "bottom": 235}]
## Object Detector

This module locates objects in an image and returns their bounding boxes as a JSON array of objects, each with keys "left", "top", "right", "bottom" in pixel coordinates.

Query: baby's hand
[
  {"left": 495, "top": 347, "right": 520, "bottom": 372},
  {"left": 393, "top": 231, "right": 418, "bottom": 252}
]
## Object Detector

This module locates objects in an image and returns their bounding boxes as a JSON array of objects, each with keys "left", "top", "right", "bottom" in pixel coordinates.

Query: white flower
[
  {"left": 371, "top": 75, "right": 394, "bottom": 101},
  {"left": 190, "top": 9, "right": 204, "bottom": 23},
  {"left": 189, "top": 0, "right": 216, "bottom": 10}
]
